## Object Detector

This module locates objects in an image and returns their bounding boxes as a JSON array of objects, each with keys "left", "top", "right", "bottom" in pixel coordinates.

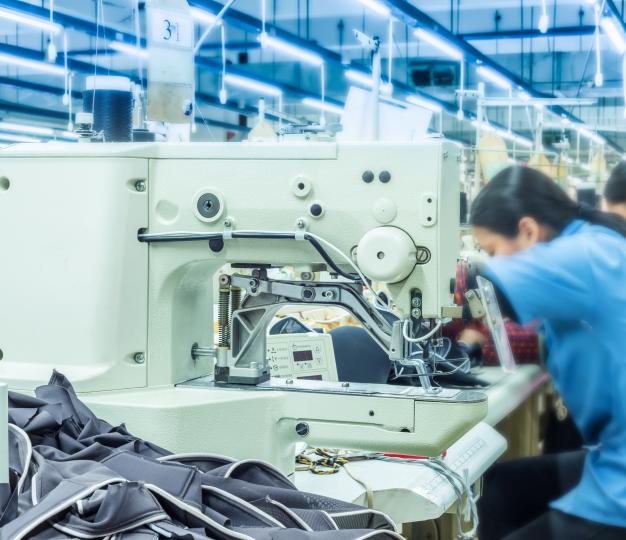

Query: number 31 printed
[{"left": 163, "top": 19, "right": 180, "bottom": 42}]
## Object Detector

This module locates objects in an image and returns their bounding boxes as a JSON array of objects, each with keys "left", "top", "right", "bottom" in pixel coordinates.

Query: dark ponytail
[{"left": 470, "top": 165, "right": 626, "bottom": 238}]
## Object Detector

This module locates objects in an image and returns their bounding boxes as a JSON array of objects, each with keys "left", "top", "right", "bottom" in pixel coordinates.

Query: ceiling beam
[{"left": 460, "top": 25, "right": 596, "bottom": 41}]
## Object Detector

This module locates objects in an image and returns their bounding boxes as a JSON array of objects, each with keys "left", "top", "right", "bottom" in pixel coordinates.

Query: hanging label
[{"left": 149, "top": 8, "right": 193, "bottom": 49}]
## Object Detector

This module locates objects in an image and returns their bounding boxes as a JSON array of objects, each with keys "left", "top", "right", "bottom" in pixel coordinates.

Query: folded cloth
[{"left": 1, "top": 371, "right": 402, "bottom": 539}]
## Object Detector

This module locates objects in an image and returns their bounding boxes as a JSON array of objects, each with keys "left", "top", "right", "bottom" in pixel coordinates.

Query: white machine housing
[
  {"left": 0, "top": 140, "right": 484, "bottom": 474},
  {"left": 0, "top": 140, "right": 460, "bottom": 392}
]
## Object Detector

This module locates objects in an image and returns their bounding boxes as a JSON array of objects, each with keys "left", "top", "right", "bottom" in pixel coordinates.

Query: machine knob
[{"left": 356, "top": 227, "right": 417, "bottom": 283}]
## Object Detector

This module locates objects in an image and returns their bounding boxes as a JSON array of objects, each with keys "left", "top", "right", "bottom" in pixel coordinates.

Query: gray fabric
[{"left": 0, "top": 371, "right": 402, "bottom": 539}]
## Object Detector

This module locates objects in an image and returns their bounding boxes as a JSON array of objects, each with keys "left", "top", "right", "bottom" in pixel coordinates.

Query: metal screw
[
  {"left": 223, "top": 218, "right": 232, "bottom": 228},
  {"left": 133, "top": 352, "right": 145, "bottom": 364},
  {"left": 134, "top": 180, "right": 146, "bottom": 192},
  {"left": 322, "top": 290, "right": 335, "bottom": 300},
  {"left": 411, "top": 297, "right": 422, "bottom": 308},
  {"left": 411, "top": 308, "right": 422, "bottom": 318},
  {"left": 295, "top": 422, "right": 310, "bottom": 437},
  {"left": 296, "top": 218, "right": 306, "bottom": 229}
]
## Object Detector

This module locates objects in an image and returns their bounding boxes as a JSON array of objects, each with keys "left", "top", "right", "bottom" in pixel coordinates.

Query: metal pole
[{"left": 0, "top": 383, "right": 7, "bottom": 486}]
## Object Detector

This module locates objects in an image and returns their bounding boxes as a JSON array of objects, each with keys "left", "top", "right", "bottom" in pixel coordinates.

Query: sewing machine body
[{"left": 0, "top": 141, "right": 486, "bottom": 474}]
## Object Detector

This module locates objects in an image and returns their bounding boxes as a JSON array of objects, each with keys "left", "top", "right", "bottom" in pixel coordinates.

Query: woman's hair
[
  {"left": 470, "top": 165, "right": 626, "bottom": 237},
  {"left": 604, "top": 161, "right": 626, "bottom": 204}
]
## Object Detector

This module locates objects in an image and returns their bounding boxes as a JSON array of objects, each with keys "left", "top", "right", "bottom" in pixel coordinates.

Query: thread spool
[{"left": 83, "top": 76, "right": 133, "bottom": 142}]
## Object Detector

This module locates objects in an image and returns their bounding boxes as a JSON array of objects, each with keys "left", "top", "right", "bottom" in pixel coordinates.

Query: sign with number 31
[{"left": 149, "top": 8, "right": 193, "bottom": 49}]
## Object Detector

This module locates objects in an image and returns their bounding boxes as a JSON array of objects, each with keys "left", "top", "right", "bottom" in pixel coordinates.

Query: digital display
[
  {"left": 293, "top": 350, "right": 314, "bottom": 362},
  {"left": 298, "top": 374, "right": 323, "bottom": 381}
]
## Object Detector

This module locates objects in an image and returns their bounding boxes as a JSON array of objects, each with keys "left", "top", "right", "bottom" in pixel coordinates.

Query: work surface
[{"left": 295, "top": 365, "right": 548, "bottom": 525}]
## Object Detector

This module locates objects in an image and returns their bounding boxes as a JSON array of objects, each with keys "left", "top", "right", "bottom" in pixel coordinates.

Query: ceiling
[{"left": 0, "top": 0, "right": 624, "bottom": 161}]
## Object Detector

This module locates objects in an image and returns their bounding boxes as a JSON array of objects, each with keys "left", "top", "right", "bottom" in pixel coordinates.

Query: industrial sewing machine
[{"left": 0, "top": 139, "right": 486, "bottom": 475}]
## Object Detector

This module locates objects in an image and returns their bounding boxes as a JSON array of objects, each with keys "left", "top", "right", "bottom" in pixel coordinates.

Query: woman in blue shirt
[{"left": 470, "top": 166, "right": 626, "bottom": 540}]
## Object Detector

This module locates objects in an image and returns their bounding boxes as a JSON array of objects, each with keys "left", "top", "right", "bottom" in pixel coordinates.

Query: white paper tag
[{"left": 149, "top": 8, "right": 193, "bottom": 49}]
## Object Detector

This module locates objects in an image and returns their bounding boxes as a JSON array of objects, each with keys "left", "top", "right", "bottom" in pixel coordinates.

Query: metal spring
[
  {"left": 218, "top": 288, "right": 230, "bottom": 347},
  {"left": 230, "top": 288, "right": 242, "bottom": 328}
]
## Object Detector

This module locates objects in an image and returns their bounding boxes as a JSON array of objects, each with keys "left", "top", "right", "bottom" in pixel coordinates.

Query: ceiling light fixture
[
  {"left": 406, "top": 94, "right": 443, "bottom": 113},
  {"left": 0, "top": 52, "right": 66, "bottom": 76},
  {"left": 415, "top": 28, "right": 463, "bottom": 60},
  {"left": 0, "top": 6, "right": 62, "bottom": 34},
  {"left": 302, "top": 97, "right": 344, "bottom": 115},
  {"left": 224, "top": 73, "right": 283, "bottom": 96},
  {"left": 258, "top": 32, "right": 323, "bottom": 66},
  {"left": 476, "top": 65, "right": 512, "bottom": 90}
]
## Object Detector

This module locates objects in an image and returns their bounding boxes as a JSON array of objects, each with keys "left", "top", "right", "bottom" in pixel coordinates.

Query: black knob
[
  {"left": 362, "top": 170, "right": 375, "bottom": 183},
  {"left": 310, "top": 203, "right": 323, "bottom": 217},
  {"left": 379, "top": 170, "right": 391, "bottom": 183}
]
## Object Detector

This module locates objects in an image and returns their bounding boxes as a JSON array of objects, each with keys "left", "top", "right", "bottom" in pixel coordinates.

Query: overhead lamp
[
  {"left": 600, "top": 17, "right": 626, "bottom": 55},
  {"left": 345, "top": 69, "right": 392, "bottom": 94},
  {"left": 0, "top": 121, "right": 54, "bottom": 136},
  {"left": 190, "top": 7, "right": 219, "bottom": 25},
  {"left": 519, "top": 91, "right": 531, "bottom": 101},
  {"left": 356, "top": 0, "right": 391, "bottom": 17},
  {"left": 499, "top": 130, "right": 533, "bottom": 148},
  {"left": 302, "top": 97, "right": 343, "bottom": 115},
  {"left": 538, "top": 0, "right": 549, "bottom": 34},
  {"left": 476, "top": 66, "right": 512, "bottom": 90},
  {"left": 0, "top": 6, "right": 62, "bottom": 35},
  {"left": 406, "top": 95, "right": 443, "bottom": 113},
  {"left": 0, "top": 52, "right": 66, "bottom": 76},
  {"left": 258, "top": 32, "right": 323, "bottom": 66},
  {"left": 224, "top": 73, "right": 283, "bottom": 97},
  {"left": 0, "top": 133, "right": 42, "bottom": 143},
  {"left": 109, "top": 41, "right": 149, "bottom": 59},
  {"left": 578, "top": 126, "right": 604, "bottom": 145},
  {"left": 414, "top": 28, "right": 463, "bottom": 60},
  {"left": 60, "top": 131, "right": 80, "bottom": 140}
]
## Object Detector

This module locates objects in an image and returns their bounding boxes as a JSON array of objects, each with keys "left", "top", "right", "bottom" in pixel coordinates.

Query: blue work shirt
[{"left": 485, "top": 219, "right": 626, "bottom": 528}]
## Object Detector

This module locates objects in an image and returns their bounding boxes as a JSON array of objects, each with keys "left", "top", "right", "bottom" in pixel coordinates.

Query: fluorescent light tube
[
  {"left": 414, "top": 28, "right": 463, "bottom": 60},
  {"left": 258, "top": 32, "right": 323, "bottom": 66},
  {"left": 190, "top": 7, "right": 219, "bottom": 25},
  {"left": 476, "top": 66, "right": 511, "bottom": 90},
  {"left": 345, "top": 69, "right": 376, "bottom": 87},
  {"left": 0, "top": 133, "right": 42, "bottom": 143},
  {"left": 356, "top": 0, "right": 391, "bottom": 17},
  {"left": 0, "top": 121, "right": 54, "bottom": 136},
  {"left": 224, "top": 73, "right": 283, "bottom": 97},
  {"left": 578, "top": 126, "right": 604, "bottom": 145},
  {"left": 499, "top": 130, "right": 533, "bottom": 148},
  {"left": 0, "top": 6, "right": 62, "bottom": 35},
  {"left": 600, "top": 17, "right": 626, "bottom": 55},
  {"left": 302, "top": 98, "right": 343, "bottom": 115},
  {"left": 406, "top": 94, "right": 443, "bottom": 113},
  {"left": 0, "top": 52, "right": 66, "bottom": 76},
  {"left": 109, "top": 41, "right": 149, "bottom": 59}
]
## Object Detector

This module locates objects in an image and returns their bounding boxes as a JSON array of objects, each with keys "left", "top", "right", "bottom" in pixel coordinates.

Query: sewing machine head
[{"left": 0, "top": 139, "right": 461, "bottom": 393}]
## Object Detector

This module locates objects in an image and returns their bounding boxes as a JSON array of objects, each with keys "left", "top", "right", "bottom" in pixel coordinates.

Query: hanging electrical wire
[{"left": 594, "top": 4, "right": 604, "bottom": 87}]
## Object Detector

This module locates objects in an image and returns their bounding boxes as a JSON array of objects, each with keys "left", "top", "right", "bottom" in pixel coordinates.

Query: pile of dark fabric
[{"left": 0, "top": 372, "right": 402, "bottom": 539}]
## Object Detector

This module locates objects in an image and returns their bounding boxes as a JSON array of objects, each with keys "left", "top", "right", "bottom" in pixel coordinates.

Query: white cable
[
  {"left": 402, "top": 319, "right": 441, "bottom": 343},
  {"left": 373, "top": 456, "right": 478, "bottom": 539}
]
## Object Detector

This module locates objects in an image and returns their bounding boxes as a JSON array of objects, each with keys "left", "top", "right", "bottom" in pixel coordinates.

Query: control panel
[{"left": 267, "top": 333, "right": 338, "bottom": 382}]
